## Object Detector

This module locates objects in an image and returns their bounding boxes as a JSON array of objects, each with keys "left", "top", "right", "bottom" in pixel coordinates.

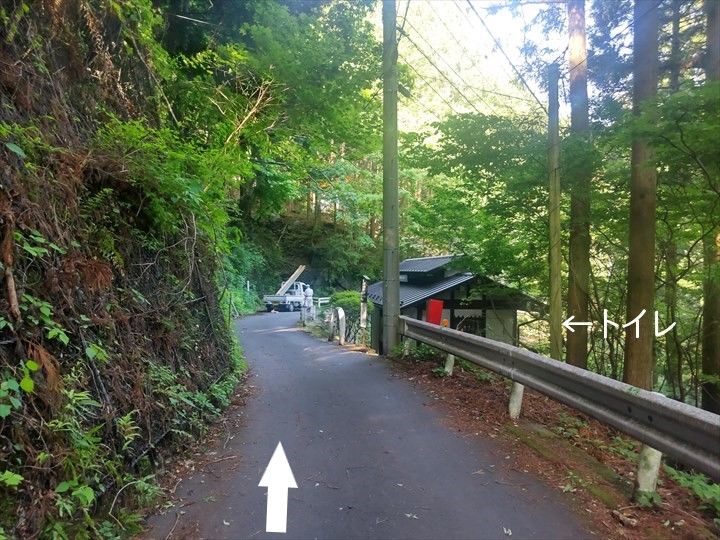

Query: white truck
[
  {"left": 263, "top": 281, "right": 309, "bottom": 312},
  {"left": 263, "top": 265, "right": 308, "bottom": 312}
]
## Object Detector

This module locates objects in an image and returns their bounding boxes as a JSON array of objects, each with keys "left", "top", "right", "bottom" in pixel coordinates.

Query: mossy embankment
[{"left": 0, "top": 2, "right": 244, "bottom": 537}]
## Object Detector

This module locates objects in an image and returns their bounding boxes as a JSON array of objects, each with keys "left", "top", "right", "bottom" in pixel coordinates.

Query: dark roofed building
[{"left": 369, "top": 255, "right": 543, "bottom": 353}]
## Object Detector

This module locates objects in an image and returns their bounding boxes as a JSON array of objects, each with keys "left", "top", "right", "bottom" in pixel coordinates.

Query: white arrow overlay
[
  {"left": 562, "top": 315, "right": 593, "bottom": 333},
  {"left": 259, "top": 442, "right": 297, "bottom": 533}
]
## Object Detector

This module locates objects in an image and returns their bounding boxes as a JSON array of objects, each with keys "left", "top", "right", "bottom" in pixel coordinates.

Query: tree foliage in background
[{"left": 402, "top": 0, "right": 719, "bottom": 411}]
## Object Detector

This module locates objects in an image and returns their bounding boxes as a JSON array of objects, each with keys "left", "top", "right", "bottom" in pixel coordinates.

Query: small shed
[{"left": 368, "top": 255, "right": 543, "bottom": 354}]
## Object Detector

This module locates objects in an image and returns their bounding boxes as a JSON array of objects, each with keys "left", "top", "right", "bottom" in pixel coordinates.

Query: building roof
[
  {"left": 367, "top": 272, "right": 475, "bottom": 308},
  {"left": 399, "top": 255, "right": 454, "bottom": 273},
  {"left": 368, "top": 255, "right": 546, "bottom": 313}
]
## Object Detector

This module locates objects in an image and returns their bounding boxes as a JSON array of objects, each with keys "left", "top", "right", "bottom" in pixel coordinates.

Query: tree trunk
[
  {"left": 664, "top": 239, "right": 682, "bottom": 398},
  {"left": 313, "top": 190, "right": 321, "bottom": 230},
  {"left": 624, "top": 0, "right": 659, "bottom": 390},
  {"left": 663, "top": 0, "right": 682, "bottom": 400},
  {"left": 701, "top": 0, "right": 720, "bottom": 413},
  {"left": 548, "top": 64, "right": 563, "bottom": 361},
  {"left": 670, "top": 0, "right": 681, "bottom": 92},
  {"left": 566, "top": 0, "right": 592, "bottom": 369},
  {"left": 702, "top": 230, "right": 720, "bottom": 412}
]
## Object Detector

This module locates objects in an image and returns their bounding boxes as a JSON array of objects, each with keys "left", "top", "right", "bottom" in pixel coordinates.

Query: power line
[
  {"left": 465, "top": 0, "right": 547, "bottom": 113},
  {"left": 399, "top": 52, "right": 463, "bottom": 115},
  {"left": 453, "top": 1, "right": 517, "bottom": 85},
  {"left": 401, "top": 17, "right": 495, "bottom": 111},
  {"left": 412, "top": 6, "right": 537, "bottom": 105},
  {"left": 397, "top": 0, "right": 411, "bottom": 45},
  {"left": 425, "top": 3, "right": 492, "bottom": 81},
  {"left": 398, "top": 27, "right": 482, "bottom": 113},
  {"left": 413, "top": 72, "right": 534, "bottom": 103}
]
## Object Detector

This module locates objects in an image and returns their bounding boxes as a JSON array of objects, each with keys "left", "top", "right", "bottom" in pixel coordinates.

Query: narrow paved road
[{"left": 144, "top": 313, "right": 591, "bottom": 539}]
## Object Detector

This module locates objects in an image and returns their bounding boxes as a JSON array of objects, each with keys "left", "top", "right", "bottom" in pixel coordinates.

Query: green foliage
[
  {"left": 431, "top": 366, "right": 449, "bottom": 378},
  {"left": 116, "top": 411, "right": 141, "bottom": 452},
  {"left": 147, "top": 363, "right": 217, "bottom": 434},
  {"left": 387, "top": 343, "right": 406, "bottom": 360},
  {"left": 608, "top": 436, "right": 639, "bottom": 461},
  {"left": 14, "top": 228, "right": 65, "bottom": 258},
  {"left": 407, "top": 112, "right": 549, "bottom": 293},
  {"left": 457, "top": 360, "right": 496, "bottom": 384},
  {"left": 413, "top": 343, "right": 443, "bottom": 362},
  {"left": 0, "top": 377, "right": 22, "bottom": 418},
  {"left": 92, "top": 119, "right": 238, "bottom": 238},
  {"left": 665, "top": 466, "right": 720, "bottom": 518},
  {"left": 19, "top": 294, "right": 70, "bottom": 346},
  {"left": 552, "top": 413, "right": 589, "bottom": 440},
  {"left": 0, "top": 471, "right": 23, "bottom": 488},
  {"left": 84, "top": 343, "right": 109, "bottom": 363},
  {"left": 245, "top": 0, "right": 380, "bottom": 153},
  {"left": 635, "top": 490, "right": 662, "bottom": 508}
]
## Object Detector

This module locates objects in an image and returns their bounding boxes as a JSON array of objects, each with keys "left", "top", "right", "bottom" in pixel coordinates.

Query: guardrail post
[
  {"left": 636, "top": 444, "right": 662, "bottom": 496},
  {"left": 444, "top": 353, "right": 455, "bottom": 376},
  {"left": 403, "top": 338, "right": 415, "bottom": 357},
  {"left": 508, "top": 382, "right": 525, "bottom": 420},
  {"left": 336, "top": 307, "right": 346, "bottom": 346},
  {"left": 634, "top": 391, "right": 664, "bottom": 498}
]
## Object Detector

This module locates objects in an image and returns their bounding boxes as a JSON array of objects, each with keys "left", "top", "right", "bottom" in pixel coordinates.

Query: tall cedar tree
[
  {"left": 624, "top": 0, "right": 659, "bottom": 389},
  {"left": 566, "top": 0, "right": 592, "bottom": 368},
  {"left": 663, "top": 0, "right": 683, "bottom": 399},
  {"left": 702, "top": 0, "right": 720, "bottom": 413}
]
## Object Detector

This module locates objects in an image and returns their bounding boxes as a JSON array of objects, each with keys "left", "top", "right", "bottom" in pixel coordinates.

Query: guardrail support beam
[
  {"left": 403, "top": 336, "right": 415, "bottom": 357},
  {"left": 444, "top": 353, "right": 455, "bottom": 376},
  {"left": 636, "top": 444, "right": 662, "bottom": 496},
  {"left": 508, "top": 382, "right": 525, "bottom": 420}
]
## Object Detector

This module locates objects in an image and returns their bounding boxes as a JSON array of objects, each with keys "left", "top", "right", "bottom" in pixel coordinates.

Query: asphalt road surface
[{"left": 143, "top": 312, "right": 591, "bottom": 540}]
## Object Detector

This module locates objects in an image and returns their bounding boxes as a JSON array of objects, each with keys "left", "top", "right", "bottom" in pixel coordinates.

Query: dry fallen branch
[
  {"left": 0, "top": 190, "right": 21, "bottom": 321},
  {"left": 224, "top": 82, "right": 273, "bottom": 145}
]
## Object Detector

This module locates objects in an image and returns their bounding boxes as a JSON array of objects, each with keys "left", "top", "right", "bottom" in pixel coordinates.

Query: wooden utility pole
[
  {"left": 548, "top": 63, "right": 562, "bottom": 361},
  {"left": 566, "top": 0, "right": 591, "bottom": 369},
  {"left": 624, "top": 0, "right": 659, "bottom": 390},
  {"left": 382, "top": 0, "right": 400, "bottom": 354}
]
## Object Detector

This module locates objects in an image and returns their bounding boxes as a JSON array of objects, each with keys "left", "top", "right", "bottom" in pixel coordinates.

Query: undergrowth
[{"left": 0, "top": 2, "right": 252, "bottom": 536}]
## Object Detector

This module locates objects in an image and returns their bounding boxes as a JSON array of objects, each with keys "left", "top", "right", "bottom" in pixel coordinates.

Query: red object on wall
[{"left": 426, "top": 299, "right": 444, "bottom": 325}]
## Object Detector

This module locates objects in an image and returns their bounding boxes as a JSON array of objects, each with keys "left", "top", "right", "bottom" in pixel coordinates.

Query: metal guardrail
[
  {"left": 315, "top": 297, "right": 331, "bottom": 307},
  {"left": 399, "top": 316, "right": 720, "bottom": 480}
]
